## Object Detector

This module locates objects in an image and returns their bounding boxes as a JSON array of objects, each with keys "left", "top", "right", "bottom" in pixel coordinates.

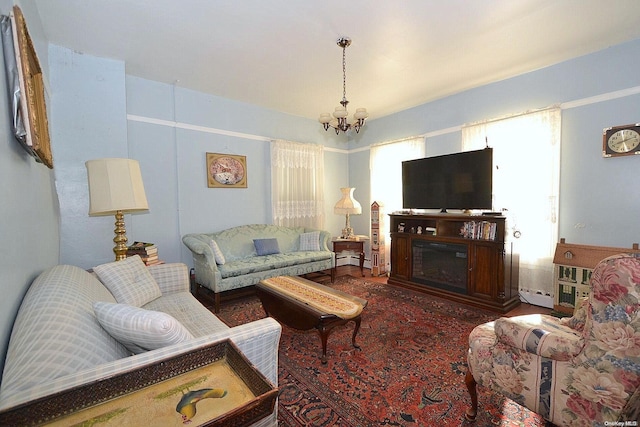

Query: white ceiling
[{"left": 34, "top": 0, "right": 640, "bottom": 121}]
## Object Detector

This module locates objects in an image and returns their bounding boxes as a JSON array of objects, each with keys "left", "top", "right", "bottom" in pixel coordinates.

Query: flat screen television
[{"left": 402, "top": 148, "right": 493, "bottom": 212}]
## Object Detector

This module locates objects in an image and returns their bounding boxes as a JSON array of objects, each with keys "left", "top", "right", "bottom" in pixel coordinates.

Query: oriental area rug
[{"left": 215, "top": 276, "right": 548, "bottom": 426}]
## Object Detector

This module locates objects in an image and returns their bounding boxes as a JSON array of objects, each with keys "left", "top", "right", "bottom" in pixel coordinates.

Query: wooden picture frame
[
  {"left": 10, "top": 6, "right": 53, "bottom": 168},
  {"left": 206, "top": 153, "right": 247, "bottom": 188},
  {"left": 0, "top": 340, "right": 277, "bottom": 427}
]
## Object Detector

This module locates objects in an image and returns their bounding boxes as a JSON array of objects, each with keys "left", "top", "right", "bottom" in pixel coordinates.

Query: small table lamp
[
  {"left": 86, "top": 158, "right": 149, "bottom": 261},
  {"left": 334, "top": 187, "right": 362, "bottom": 239}
]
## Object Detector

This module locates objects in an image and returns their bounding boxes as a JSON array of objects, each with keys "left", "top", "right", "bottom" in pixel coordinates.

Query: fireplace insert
[{"left": 412, "top": 240, "right": 468, "bottom": 294}]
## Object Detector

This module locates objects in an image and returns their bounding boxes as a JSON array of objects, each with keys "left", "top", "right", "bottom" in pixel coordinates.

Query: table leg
[
  {"left": 359, "top": 252, "right": 365, "bottom": 276},
  {"left": 317, "top": 316, "right": 363, "bottom": 364},
  {"left": 318, "top": 325, "right": 330, "bottom": 364},
  {"left": 351, "top": 316, "right": 362, "bottom": 349},
  {"left": 332, "top": 253, "right": 337, "bottom": 282}
]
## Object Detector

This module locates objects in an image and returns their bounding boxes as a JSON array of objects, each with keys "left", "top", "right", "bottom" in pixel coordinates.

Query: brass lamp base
[
  {"left": 113, "top": 210, "right": 129, "bottom": 261},
  {"left": 340, "top": 213, "right": 356, "bottom": 239}
]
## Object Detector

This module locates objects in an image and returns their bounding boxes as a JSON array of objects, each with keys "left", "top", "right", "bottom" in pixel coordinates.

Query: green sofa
[{"left": 182, "top": 224, "right": 334, "bottom": 311}]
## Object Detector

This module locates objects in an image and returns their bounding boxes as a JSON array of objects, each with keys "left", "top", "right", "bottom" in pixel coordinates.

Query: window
[
  {"left": 271, "top": 139, "right": 325, "bottom": 228},
  {"left": 462, "top": 108, "right": 561, "bottom": 296},
  {"left": 370, "top": 137, "right": 425, "bottom": 269}
]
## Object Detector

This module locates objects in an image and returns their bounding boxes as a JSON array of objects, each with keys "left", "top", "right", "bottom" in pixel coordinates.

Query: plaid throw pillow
[
  {"left": 299, "top": 231, "right": 321, "bottom": 251},
  {"left": 93, "top": 302, "right": 194, "bottom": 354},
  {"left": 209, "top": 239, "right": 226, "bottom": 265},
  {"left": 94, "top": 255, "right": 162, "bottom": 307}
]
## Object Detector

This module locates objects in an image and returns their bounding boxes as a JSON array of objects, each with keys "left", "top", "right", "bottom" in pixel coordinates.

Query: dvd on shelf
[{"left": 460, "top": 221, "right": 497, "bottom": 240}]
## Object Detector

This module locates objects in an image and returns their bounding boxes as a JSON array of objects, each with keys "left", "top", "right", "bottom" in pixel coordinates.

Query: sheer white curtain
[
  {"left": 462, "top": 107, "right": 561, "bottom": 296},
  {"left": 370, "top": 137, "right": 426, "bottom": 270},
  {"left": 271, "top": 139, "right": 325, "bottom": 229}
]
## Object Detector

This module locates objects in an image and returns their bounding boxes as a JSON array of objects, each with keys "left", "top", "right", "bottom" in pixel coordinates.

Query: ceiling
[{"left": 34, "top": 0, "right": 640, "bottom": 121}]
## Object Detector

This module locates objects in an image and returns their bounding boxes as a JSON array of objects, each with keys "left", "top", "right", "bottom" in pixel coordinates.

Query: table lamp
[
  {"left": 334, "top": 187, "right": 362, "bottom": 239},
  {"left": 86, "top": 158, "right": 149, "bottom": 261}
]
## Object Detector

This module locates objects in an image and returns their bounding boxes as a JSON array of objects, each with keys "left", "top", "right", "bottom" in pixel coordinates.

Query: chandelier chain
[{"left": 342, "top": 43, "right": 347, "bottom": 104}]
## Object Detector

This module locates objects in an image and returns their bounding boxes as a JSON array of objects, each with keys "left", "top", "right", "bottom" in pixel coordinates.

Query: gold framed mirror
[{"left": 10, "top": 6, "right": 52, "bottom": 168}]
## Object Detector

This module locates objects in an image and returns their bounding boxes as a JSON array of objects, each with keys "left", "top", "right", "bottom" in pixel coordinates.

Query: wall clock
[{"left": 602, "top": 124, "right": 640, "bottom": 157}]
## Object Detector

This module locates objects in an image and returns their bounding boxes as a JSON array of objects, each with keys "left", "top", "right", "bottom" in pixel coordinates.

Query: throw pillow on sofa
[
  {"left": 254, "top": 238, "right": 280, "bottom": 256},
  {"left": 209, "top": 239, "right": 226, "bottom": 265},
  {"left": 93, "top": 302, "right": 194, "bottom": 354},
  {"left": 299, "top": 231, "right": 320, "bottom": 251},
  {"left": 94, "top": 255, "right": 162, "bottom": 307}
]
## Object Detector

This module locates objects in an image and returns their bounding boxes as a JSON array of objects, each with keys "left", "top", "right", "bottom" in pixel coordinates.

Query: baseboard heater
[{"left": 519, "top": 290, "right": 553, "bottom": 308}]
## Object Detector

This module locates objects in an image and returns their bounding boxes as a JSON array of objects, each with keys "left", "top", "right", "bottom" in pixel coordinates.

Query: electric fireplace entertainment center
[{"left": 388, "top": 213, "right": 520, "bottom": 313}]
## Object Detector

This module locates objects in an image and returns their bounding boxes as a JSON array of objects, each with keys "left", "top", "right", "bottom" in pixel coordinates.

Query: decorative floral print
[
  {"left": 494, "top": 314, "right": 584, "bottom": 361},
  {"left": 568, "top": 366, "right": 628, "bottom": 409},
  {"left": 492, "top": 364, "right": 524, "bottom": 395},
  {"left": 592, "top": 278, "right": 628, "bottom": 304},
  {"left": 468, "top": 253, "right": 640, "bottom": 426},
  {"left": 592, "top": 321, "right": 640, "bottom": 358}
]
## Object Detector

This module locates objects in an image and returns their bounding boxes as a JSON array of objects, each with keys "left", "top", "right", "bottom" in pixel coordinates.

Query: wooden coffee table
[{"left": 256, "top": 276, "right": 368, "bottom": 364}]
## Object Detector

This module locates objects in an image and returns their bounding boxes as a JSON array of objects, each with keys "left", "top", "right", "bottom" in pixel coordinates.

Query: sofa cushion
[
  {"left": 218, "top": 251, "right": 332, "bottom": 278},
  {"left": 209, "top": 239, "right": 226, "bottom": 265},
  {"left": 254, "top": 238, "right": 280, "bottom": 256},
  {"left": 299, "top": 231, "right": 320, "bottom": 251},
  {"left": 210, "top": 224, "right": 306, "bottom": 262},
  {"left": 94, "top": 255, "right": 162, "bottom": 307},
  {"left": 93, "top": 302, "right": 194, "bottom": 354},
  {"left": 144, "top": 292, "right": 230, "bottom": 337}
]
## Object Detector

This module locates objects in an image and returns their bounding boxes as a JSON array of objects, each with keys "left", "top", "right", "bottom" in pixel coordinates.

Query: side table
[{"left": 332, "top": 239, "right": 366, "bottom": 277}]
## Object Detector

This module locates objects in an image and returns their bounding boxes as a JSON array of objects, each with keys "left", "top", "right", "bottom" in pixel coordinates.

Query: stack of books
[
  {"left": 460, "top": 221, "right": 497, "bottom": 241},
  {"left": 127, "top": 241, "right": 163, "bottom": 266}
]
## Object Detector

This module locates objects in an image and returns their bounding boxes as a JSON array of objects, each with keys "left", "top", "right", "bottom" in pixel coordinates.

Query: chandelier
[{"left": 319, "top": 37, "right": 368, "bottom": 134}]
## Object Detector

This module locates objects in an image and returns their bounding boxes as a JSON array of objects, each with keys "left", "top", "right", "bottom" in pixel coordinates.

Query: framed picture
[
  {"left": 8, "top": 6, "right": 53, "bottom": 168},
  {"left": 0, "top": 340, "right": 277, "bottom": 427},
  {"left": 206, "top": 153, "right": 247, "bottom": 188}
]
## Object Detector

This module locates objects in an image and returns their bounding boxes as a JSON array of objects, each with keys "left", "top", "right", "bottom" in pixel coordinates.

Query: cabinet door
[
  {"left": 469, "top": 242, "right": 500, "bottom": 299},
  {"left": 390, "top": 233, "right": 410, "bottom": 280}
]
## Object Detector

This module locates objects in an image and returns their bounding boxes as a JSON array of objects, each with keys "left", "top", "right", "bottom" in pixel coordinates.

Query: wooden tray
[{"left": 0, "top": 339, "right": 277, "bottom": 426}]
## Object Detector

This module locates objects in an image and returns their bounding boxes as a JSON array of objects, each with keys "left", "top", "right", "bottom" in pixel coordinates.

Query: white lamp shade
[
  {"left": 318, "top": 113, "right": 331, "bottom": 124},
  {"left": 86, "top": 158, "right": 149, "bottom": 216},
  {"left": 333, "top": 106, "right": 348, "bottom": 118},
  {"left": 334, "top": 187, "right": 362, "bottom": 215},
  {"left": 354, "top": 108, "right": 369, "bottom": 119}
]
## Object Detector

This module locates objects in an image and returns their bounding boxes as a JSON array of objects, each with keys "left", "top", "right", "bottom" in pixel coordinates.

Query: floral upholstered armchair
[{"left": 465, "top": 253, "right": 640, "bottom": 426}]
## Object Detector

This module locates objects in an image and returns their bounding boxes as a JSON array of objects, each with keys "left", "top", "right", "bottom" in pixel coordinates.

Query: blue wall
[
  {"left": 48, "top": 56, "right": 350, "bottom": 268},
  {"left": 0, "top": 0, "right": 60, "bottom": 377},
  {"left": 348, "top": 39, "right": 640, "bottom": 248},
  {"left": 127, "top": 78, "right": 349, "bottom": 265}
]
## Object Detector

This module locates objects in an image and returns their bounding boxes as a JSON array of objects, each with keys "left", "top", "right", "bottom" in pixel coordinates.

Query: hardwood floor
[{"left": 337, "top": 265, "right": 553, "bottom": 317}]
